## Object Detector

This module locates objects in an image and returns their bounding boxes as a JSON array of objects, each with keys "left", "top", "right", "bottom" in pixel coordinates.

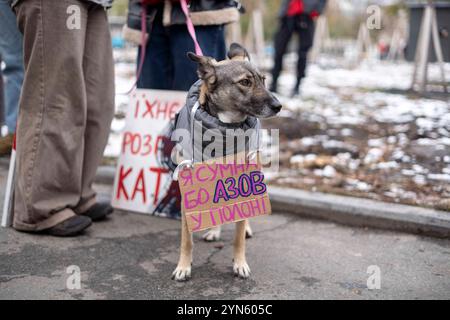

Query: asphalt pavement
[{"left": 0, "top": 166, "right": 449, "bottom": 300}]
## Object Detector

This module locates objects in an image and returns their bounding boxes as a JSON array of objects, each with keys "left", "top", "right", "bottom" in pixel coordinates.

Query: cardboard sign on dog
[{"left": 178, "top": 153, "right": 271, "bottom": 233}]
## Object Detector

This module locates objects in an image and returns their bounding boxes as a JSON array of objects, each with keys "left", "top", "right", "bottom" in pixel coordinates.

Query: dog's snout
[{"left": 270, "top": 98, "right": 282, "bottom": 113}]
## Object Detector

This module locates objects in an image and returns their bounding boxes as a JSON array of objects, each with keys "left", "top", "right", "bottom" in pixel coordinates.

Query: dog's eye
[{"left": 239, "top": 79, "right": 251, "bottom": 87}]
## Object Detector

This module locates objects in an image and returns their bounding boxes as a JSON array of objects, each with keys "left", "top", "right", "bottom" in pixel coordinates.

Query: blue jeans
[
  {"left": 137, "top": 13, "right": 226, "bottom": 91},
  {"left": 0, "top": 0, "right": 23, "bottom": 133}
]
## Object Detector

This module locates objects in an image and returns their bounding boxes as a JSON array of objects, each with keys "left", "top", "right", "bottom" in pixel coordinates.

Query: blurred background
[{"left": 105, "top": 0, "right": 450, "bottom": 212}]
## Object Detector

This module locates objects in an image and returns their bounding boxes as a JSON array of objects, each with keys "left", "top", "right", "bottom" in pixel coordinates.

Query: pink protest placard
[{"left": 178, "top": 153, "right": 272, "bottom": 233}]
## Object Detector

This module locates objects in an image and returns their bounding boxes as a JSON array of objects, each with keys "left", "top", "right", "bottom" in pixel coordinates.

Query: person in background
[
  {"left": 270, "top": 0, "right": 327, "bottom": 96},
  {"left": 123, "top": 0, "right": 242, "bottom": 91},
  {"left": 11, "top": 0, "right": 115, "bottom": 236},
  {"left": 0, "top": 1, "right": 24, "bottom": 155}
]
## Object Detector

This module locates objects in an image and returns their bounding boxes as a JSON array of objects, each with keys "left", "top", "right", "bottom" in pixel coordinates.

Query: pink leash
[
  {"left": 121, "top": 6, "right": 151, "bottom": 95},
  {"left": 180, "top": 0, "right": 203, "bottom": 56},
  {"left": 135, "top": 6, "right": 150, "bottom": 88},
  {"left": 122, "top": 0, "right": 203, "bottom": 95}
]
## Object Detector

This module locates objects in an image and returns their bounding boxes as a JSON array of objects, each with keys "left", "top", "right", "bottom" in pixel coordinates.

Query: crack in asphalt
[{"left": 0, "top": 274, "right": 30, "bottom": 283}]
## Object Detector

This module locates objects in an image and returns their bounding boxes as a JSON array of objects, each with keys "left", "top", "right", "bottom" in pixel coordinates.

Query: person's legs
[
  {"left": 74, "top": 4, "right": 115, "bottom": 214},
  {"left": 196, "top": 24, "right": 226, "bottom": 61},
  {"left": 13, "top": 0, "right": 89, "bottom": 231},
  {"left": 270, "top": 17, "right": 295, "bottom": 92},
  {"left": 0, "top": 0, "right": 23, "bottom": 134},
  {"left": 170, "top": 24, "right": 226, "bottom": 91},
  {"left": 293, "top": 14, "right": 315, "bottom": 95},
  {"left": 137, "top": 10, "right": 172, "bottom": 89}
]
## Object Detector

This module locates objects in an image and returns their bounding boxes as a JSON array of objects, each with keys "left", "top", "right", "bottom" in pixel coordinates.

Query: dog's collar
[
  {"left": 190, "top": 100, "right": 260, "bottom": 154},
  {"left": 173, "top": 80, "right": 261, "bottom": 162},
  {"left": 173, "top": 100, "right": 260, "bottom": 181}
]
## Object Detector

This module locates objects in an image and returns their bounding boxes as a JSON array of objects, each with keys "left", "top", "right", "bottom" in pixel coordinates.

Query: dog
[{"left": 172, "top": 43, "right": 282, "bottom": 281}]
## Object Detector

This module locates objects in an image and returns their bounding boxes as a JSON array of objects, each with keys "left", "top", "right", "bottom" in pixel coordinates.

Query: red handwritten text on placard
[
  {"left": 112, "top": 89, "right": 187, "bottom": 216},
  {"left": 115, "top": 165, "right": 170, "bottom": 206},
  {"left": 134, "top": 98, "right": 180, "bottom": 121},
  {"left": 121, "top": 132, "right": 166, "bottom": 157}
]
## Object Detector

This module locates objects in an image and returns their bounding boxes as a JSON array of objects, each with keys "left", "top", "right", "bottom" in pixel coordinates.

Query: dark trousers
[
  {"left": 137, "top": 11, "right": 226, "bottom": 91},
  {"left": 271, "top": 14, "right": 315, "bottom": 89}
]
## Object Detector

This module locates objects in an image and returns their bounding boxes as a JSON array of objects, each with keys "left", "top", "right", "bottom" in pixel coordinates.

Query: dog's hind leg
[
  {"left": 172, "top": 213, "right": 193, "bottom": 281},
  {"left": 202, "top": 226, "right": 222, "bottom": 242},
  {"left": 203, "top": 222, "right": 252, "bottom": 242},
  {"left": 245, "top": 221, "right": 253, "bottom": 239},
  {"left": 233, "top": 220, "right": 251, "bottom": 278}
]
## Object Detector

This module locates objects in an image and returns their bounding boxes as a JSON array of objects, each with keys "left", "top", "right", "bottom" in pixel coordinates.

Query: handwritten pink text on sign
[{"left": 178, "top": 157, "right": 271, "bottom": 232}]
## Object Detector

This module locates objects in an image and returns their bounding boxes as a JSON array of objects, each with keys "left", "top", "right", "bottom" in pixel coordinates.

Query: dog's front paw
[
  {"left": 233, "top": 261, "right": 251, "bottom": 278},
  {"left": 202, "top": 227, "right": 221, "bottom": 242},
  {"left": 172, "top": 264, "right": 192, "bottom": 281}
]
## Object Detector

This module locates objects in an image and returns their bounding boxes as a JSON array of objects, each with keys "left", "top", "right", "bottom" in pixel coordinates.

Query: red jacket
[
  {"left": 286, "top": 0, "right": 320, "bottom": 18},
  {"left": 287, "top": 0, "right": 304, "bottom": 16}
]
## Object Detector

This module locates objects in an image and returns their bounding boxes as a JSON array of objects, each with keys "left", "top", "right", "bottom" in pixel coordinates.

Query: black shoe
[
  {"left": 82, "top": 202, "right": 114, "bottom": 222},
  {"left": 44, "top": 215, "right": 92, "bottom": 237},
  {"left": 291, "top": 78, "right": 302, "bottom": 97},
  {"left": 269, "top": 84, "right": 278, "bottom": 93},
  {"left": 290, "top": 86, "right": 300, "bottom": 97}
]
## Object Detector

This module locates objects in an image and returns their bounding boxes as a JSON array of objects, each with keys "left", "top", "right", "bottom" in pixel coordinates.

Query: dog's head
[{"left": 188, "top": 43, "right": 282, "bottom": 121}]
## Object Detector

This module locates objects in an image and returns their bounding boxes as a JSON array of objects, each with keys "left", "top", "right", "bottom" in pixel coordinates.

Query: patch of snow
[
  {"left": 104, "top": 133, "right": 122, "bottom": 158},
  {"left": 413, "top": 175, "right": 427, "bottom": 186},
  {"left": 314, "top": 165, "right": 336, "bottom": 178},
  {"left": 401, "top": 169, "right": 415, "bottom": 176},
  {"left": 341, "top": 128, "right": 353, "bottom": 137},
  {"left": 386, "top": 185, "right": 417, "bottom": 199},
  {"left": 346, "top": 178, "right": 372, "bottom": 191},
  {"left": 416, "top": 117, "right": 435, "bottom": 131},
  {"left": 377, "top": 161, "right": 399, "bottom": 170},
  {"left": 301, "top": 136, "right": 318, "bottom": 146},
  {"left": 387, "top": 136, "right": 397, "bottom": 144},
  {"left": 111, "top": 118, "right": 126, "bottom": 132},
  {"left": 412, "top": 164, "right": 429, "bottom": 174},
  {"left": 364, "top": 148, "right": 384, "bottom": 164},
  {"left": 334, "top": 152, "right": 352, "bottom": 165},
  {"left": 368, "top": 138, "right": 384, "bottom": 147},
  {"left": 290, "top": 154, "right": 317, "bottom": 165},
  {"left": 427, "top": 174, "right": 450, "bottom": 183}
]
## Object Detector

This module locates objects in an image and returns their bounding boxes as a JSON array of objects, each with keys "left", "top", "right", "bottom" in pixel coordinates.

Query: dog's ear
[
  {"left": 227, "top": 43, "right": 250, "bottom": 61},
  {"left": 187, "top": 52, "right": 217, "bottom": 85}
]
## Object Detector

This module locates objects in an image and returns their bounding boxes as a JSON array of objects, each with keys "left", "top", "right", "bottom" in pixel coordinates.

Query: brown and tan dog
[{"left": 172, "top": 43, "right": 281, "bottom": 281}]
